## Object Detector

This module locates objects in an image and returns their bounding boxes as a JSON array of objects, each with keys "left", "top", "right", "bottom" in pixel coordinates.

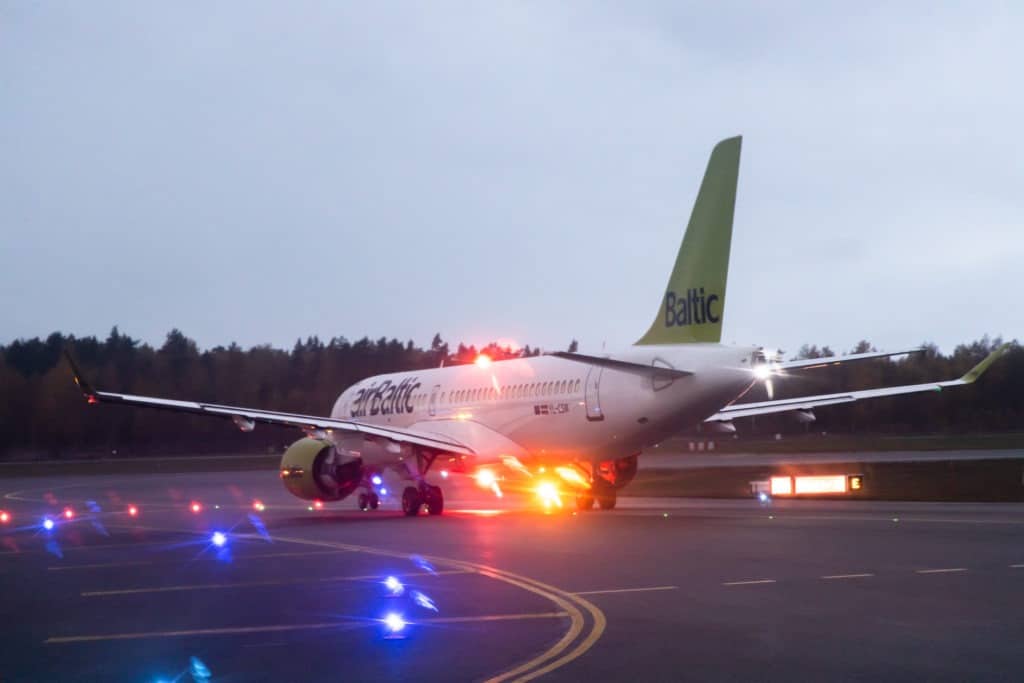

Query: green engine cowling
[{"left": 279, "top": 437, "right": 363, "bottom": 502}]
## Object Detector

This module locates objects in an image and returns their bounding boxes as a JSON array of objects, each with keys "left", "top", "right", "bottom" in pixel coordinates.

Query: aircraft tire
[
  {"left": 401, "top": 486, "right": 422, "bottom": 516},
  {"left": 424, "top": 485, "right": 444, "bottom": 515},
  {"left": 575, "top": 493, "right": 595, "bottom": 510},
  {"left": 593, "top": 478, "right": 617, "bottom": 510}
]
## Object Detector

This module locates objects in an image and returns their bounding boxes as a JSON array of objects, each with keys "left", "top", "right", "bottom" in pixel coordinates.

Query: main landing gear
[
  {"left": 402, "top": 482, "right": 444, "bottom": 517},
  {"left": 400, "top": 449, "right": 445, "bottom": 517},
  {"left": 575, "top": 469, "right": 619, "bottom": 511}
]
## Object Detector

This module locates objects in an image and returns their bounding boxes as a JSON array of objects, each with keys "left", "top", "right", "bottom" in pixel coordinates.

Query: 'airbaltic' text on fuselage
[{"left": 350, "top": 377, "right": 421, "bottom": 418}]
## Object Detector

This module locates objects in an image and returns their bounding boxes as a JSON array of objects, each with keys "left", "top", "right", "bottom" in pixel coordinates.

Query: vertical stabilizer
[{"left": 635, "top": 136, "right": 741, "bottom": 345}]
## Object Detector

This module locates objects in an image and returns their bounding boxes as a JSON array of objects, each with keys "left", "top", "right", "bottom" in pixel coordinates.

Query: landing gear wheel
[
  {"left": 401, "top": 486, "right": 422, "bottom": 516},
  {"left": 593, "top": 478, "right": 617, "bottom": 510},
  {"left": 575, "top": 493, "right": 595, "bottom": 511},
  {"left": 596, "top": 488, "right": 617, "bottom": 510},
  {"left": 368, "top": 493, "right": 380, "bottom": 510},
  {"left": 423, "top": 485, "right": 444, "bottom": 516},
  {"left": 358, "top": 493, "right": 370, "bottom": 511}
]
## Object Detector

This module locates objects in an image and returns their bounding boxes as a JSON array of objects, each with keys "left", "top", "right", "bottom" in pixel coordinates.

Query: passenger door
[
  {"left": 428, "top": 384, "right": 441, "bottom": 417},
  {"left": 584, "top": 366, "right": 604, "bottom": 421}
]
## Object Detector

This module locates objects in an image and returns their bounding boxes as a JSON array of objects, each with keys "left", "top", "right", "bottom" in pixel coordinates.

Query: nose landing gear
[{"left": 357, "top": 491, "right": 380, "bottom": 511}]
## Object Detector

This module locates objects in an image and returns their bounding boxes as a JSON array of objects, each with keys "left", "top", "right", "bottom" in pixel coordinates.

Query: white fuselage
[{"left": 330, "top": 344, "right": 758, "bottom": 467}]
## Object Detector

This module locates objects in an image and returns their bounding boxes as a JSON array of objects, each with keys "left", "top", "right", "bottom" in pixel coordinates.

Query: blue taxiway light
[
  {"left": 42, "top": 518, "right": 55, "bottom": 531},
  {"left": 211, "top": 531, "right": 228, "bottom": 547},
  {"left": 412, "top": 590, "right": 438, "bottom": 612},
  {"left": 383, "top": 612, "right": 407, "bottom": 633},
  {"left": 371, "top": 475, "right": 383, "bottom": 486},
  {"left": 383, "top": 576, "right": 405, "bottom": 596}
]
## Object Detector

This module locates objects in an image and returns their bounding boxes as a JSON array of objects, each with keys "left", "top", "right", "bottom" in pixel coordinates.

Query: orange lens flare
[
  {"left": 770, "top": 477, "right": 792, "bottom": 496},
  {"left": 474, "top": 354, "right": 492, "bottom": 368},
  {"left": 475, "top": 469, "right": 497, "bottom": 489},
  {"left": 554, "top": 466, "right": 590, "bottom": 489},
  {"left": 252, "top": 500, "right": 265, "bottom": 512},
  {"left": 190, "top": 502, "right": 202, "bottom": 513},
  {"left": 63, "top": 507, "right": 75, "bottom": 519},
  {"left": 536, "top": 481, "right": 562, "bottom": 509}
]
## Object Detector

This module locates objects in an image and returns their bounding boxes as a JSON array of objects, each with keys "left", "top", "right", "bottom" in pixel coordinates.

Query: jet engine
[{"left": 279, "top": 437, "right": 363, "bottom": 501}]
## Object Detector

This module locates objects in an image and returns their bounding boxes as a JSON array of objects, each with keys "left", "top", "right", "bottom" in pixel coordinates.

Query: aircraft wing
[
  {"left": 773, "top": 348, "right": 923, "bottom": 371},
  {"left": 548, "top": 352, "right": 693, "bottom": 378},
  {"left": 64, "top": 353, "right": 475, "bottom": 456},
  {"left": 706, "top": 344, "right": 1011, "bottom": 422}
]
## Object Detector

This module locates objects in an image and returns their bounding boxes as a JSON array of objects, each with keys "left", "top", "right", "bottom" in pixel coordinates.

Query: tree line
[{"left": 0, "top": 329, "right": 1019, "bottom": 460}]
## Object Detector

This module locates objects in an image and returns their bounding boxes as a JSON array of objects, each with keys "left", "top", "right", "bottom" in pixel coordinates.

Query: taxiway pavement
[{"left": 2, "top": 469, "right": 1023, "bottom": 681}]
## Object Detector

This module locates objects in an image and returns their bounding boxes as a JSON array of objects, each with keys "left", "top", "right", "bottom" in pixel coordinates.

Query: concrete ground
[{"left": 2, "top": 468, "right": 1024, "bottom": 682}]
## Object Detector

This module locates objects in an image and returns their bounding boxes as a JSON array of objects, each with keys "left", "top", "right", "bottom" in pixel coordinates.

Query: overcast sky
[{"left": 2, "top": 2, "right": 1021, "bottom": 356}]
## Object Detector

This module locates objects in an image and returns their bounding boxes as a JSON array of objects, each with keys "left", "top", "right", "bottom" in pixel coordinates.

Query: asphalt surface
[{"left": 2, "top": 469, "right": 1024, "bottom": 682}]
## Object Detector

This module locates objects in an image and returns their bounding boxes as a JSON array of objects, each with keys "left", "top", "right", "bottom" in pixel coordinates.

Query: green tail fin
[{"left": 635, "top": 135, "right": 742, "bottom": 345}]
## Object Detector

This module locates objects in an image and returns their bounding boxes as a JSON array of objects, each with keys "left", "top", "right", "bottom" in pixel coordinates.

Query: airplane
[{"left": 66, "top": 135, "right": 1011, "bottom": 516}]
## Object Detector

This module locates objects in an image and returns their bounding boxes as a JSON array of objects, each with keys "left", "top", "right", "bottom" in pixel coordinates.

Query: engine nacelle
[{"left": 279, "top": 437, "right": 363, "bottom": 501}]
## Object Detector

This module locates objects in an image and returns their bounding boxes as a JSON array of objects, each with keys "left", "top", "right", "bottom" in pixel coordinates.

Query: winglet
[
  {"left": 960, "top": 343, "right": 1012, "bottom": 384},
  {"left": 64, "top": 351, "right": 99, "bottom": 403}
]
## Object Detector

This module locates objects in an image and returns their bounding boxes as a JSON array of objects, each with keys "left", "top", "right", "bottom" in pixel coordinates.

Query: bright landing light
[
  {"left": 536, "top": 481, "right": 562, "bottom": 509},
  {"left": 475, "top": 469, "right": 497, "bottom": 488}
]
